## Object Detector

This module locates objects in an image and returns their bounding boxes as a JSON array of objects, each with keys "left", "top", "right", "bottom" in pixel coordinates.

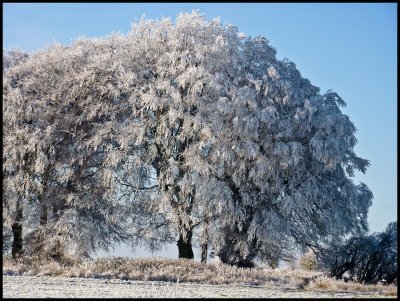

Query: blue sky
[{"left": 3, "top": 3, "right": 397, "bottom": 259}]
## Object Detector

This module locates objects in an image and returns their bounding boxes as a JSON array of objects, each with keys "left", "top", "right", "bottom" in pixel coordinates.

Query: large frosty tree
[
  {"left": 3, "top": 11, "right": 373, "bottom": 264},
  {"left": 3, "top": 44, "right": 129, "bottom": 259}
]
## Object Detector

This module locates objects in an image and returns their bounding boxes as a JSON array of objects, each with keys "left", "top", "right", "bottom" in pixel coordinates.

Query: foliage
[
  {"left": 3, "top": 11, "right": 372, "bottom": 265},
  {"left": 3, "top": 42, "right": 129, "bottom": 259},
  {"left": 318, "top": 221, "right": 397, "bottom": 284},
  {"left": 3, "top": 48, "right": 29, "bottom": 71}
]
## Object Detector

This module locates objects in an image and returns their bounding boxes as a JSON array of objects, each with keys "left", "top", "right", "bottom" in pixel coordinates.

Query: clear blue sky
[{"left": 3, "top": 3, "right": 397, "bottom": 259}]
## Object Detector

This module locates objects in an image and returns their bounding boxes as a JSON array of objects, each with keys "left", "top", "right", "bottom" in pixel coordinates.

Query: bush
[
  {"left": 318, "top": 221, "right": 397, "bottom": 285},
  {"left": 299, "top": 249, "right": 318, "bottom": 271}
]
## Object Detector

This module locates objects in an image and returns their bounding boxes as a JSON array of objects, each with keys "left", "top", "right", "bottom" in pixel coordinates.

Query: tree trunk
[
  {"left": 177, "top": 229, "right": 194, "bottom": 259},
  {"left": 201, "top": 243, "right": 208, "bottom": 263},
  {"left": 35, "top": 203, "right": 48, "bottom": 255},
  {"left": 11, "top": 200, "right": 23, "bottom": 259},
  {"left": 218, "top": 207, "right": 257, "bottom": 268},
  {"left": 40, "top": 203, "right": 48, "bottom": 226},
  {"left": 200, "top": 213, "right": 209, "bottom": 263},
  {"left": 50, "top": 239, "right": 64, "bottom": 262}
]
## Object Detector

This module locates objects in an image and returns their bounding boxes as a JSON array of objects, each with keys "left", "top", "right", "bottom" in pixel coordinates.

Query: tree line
[{"left": 3, "top": 12, "right": 380, "bottom": 273}]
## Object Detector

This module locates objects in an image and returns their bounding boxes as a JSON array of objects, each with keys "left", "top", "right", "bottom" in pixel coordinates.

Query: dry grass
[
  {"left": 305, "top": 275, "right": 397, "bottom": 296},
  {"left": 2, "top": 256, "right": 397, "bottom": 297},
  {"left": 299, "top": 250, "right": 318, "bottom": 271}
]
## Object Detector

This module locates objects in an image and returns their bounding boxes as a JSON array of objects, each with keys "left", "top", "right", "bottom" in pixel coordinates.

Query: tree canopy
[{"left": 3, "top": 11, "right": 373, "bottom": 266}]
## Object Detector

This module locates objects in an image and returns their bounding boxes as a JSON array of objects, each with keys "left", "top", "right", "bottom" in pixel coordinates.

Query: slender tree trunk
[
  {"left": 50, "top": 204, "right": 65, "bottom": 261},
  {"left": 201, "top": 243, "right": 208, "bottom": 263},
  {"left": 34, "top": 202, "right": 48, "bottom": 256},
  {"left": 40, "top": 202, "right": 48, "bottom": 226},
  {"left": 177, "top": 228, "right": 194, "bottom": 259},
  {"left": 200, "top": 211, "right": 210, "bottom": 263},
  {"left": 51, "top": 239, "right": 64, "bottom": 262},
  {"left": 11, "top": 199, "right": 23, "bottom": 259}
]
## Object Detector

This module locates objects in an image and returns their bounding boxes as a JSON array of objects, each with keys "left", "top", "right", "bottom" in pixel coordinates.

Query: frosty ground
[{"left": 3, "top": 275, "right": 395, "bottom": 298}]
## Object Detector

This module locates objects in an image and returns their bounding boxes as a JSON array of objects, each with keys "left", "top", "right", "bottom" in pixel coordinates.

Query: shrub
[
  {"left": 299, "top": 249, "right": 318, "bottom": 271},
  {"left": 318, "top": 221, "right": 397, "bottom": 285}
]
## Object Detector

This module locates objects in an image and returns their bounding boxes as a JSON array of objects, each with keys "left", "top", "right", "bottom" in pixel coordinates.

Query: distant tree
[
  {"left": 2, "top": 12, "right": 373, "bottom": 265},
  {"left": 319, "top": 221, "right": 397, "bottom": 284}
]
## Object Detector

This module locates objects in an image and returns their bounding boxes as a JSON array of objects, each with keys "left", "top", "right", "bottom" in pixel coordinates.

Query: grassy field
[{"left": 3, "top": 256, "right": 397, "bottom": 298}]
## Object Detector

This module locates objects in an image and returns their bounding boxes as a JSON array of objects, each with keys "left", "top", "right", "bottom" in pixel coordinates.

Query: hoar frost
[{"left": 3, "top": 11, "right": 372, "bottom": 267}]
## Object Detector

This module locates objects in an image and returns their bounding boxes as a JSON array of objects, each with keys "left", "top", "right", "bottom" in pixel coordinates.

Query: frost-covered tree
[
  {"left": 319, "top": 221, "right": 397, "bottom": 284},
  {"left": 3, "top": 43, "right": 129, "bottom": 259},
  {"left": 3, "top": 49, "right": 30, "bottom": 258},
  {"left": 3, "top": 11, "right": 373, "bottom": 264},
  {"left": 151, "top": 14, "right": 373, "bottom": 265}
]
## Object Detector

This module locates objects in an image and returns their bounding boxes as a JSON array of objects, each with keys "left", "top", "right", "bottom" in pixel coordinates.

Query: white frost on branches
[{"left": 3, "top": 11, "right": 372, "bottom": 263}]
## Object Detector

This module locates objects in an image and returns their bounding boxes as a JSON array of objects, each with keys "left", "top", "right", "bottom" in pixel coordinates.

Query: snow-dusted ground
[{"left": 2, "top": 275, "right": 392, "bottom": 298}]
